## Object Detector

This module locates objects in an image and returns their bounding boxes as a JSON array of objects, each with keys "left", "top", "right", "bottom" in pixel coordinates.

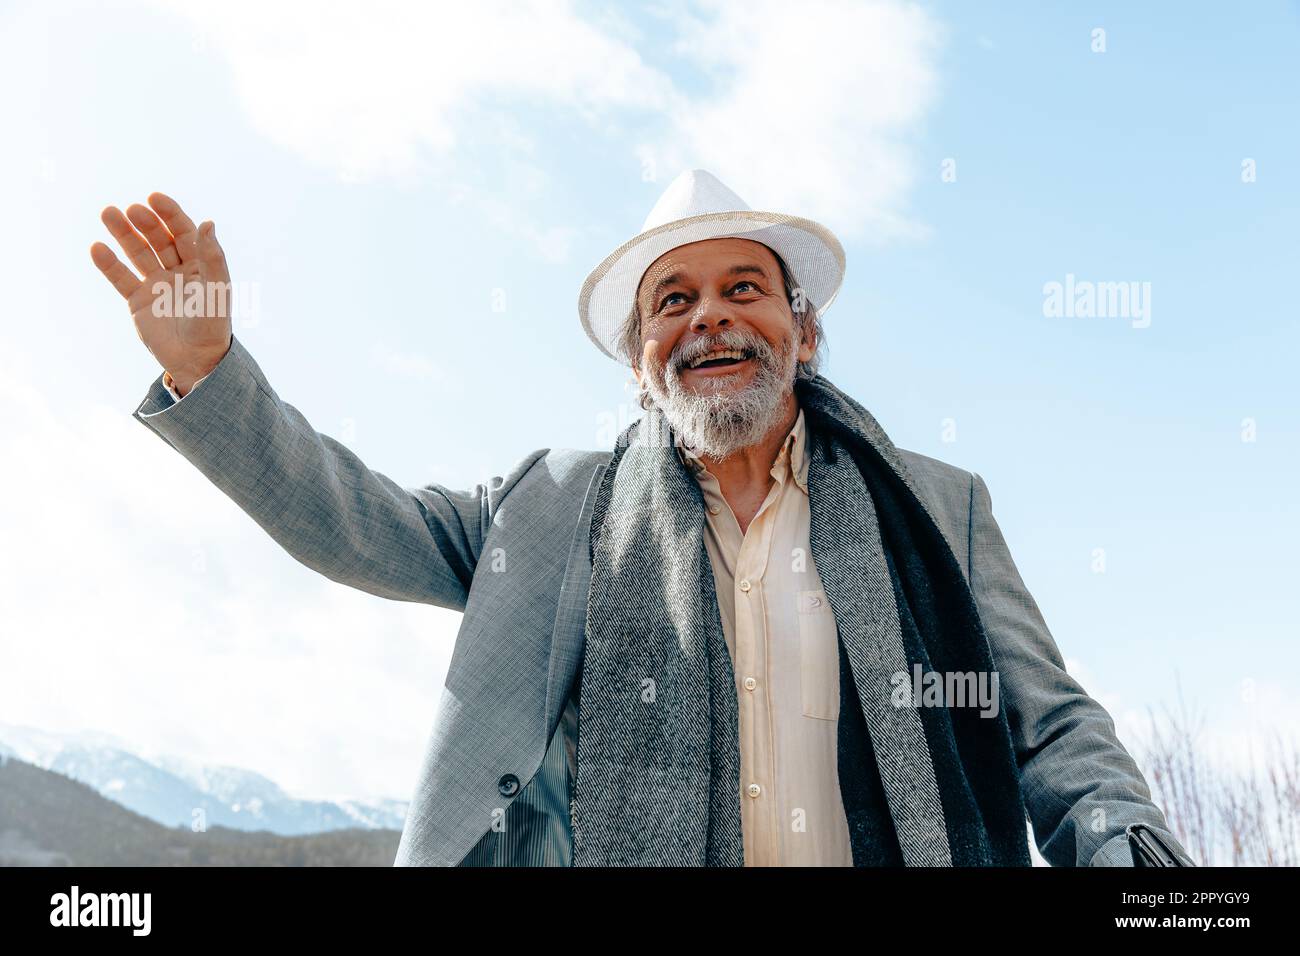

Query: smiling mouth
[{"left": 680, "top": 348, "right": 755, "bottom": 373}]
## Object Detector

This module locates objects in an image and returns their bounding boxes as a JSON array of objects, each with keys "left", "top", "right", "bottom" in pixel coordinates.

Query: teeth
[{"left": 687, "top": 348, "right": 748, "bottom": 369}]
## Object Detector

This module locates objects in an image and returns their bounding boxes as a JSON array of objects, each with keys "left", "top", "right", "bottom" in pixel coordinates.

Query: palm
[{"left": 90, "top": 192, "right": 233, "bottom": 383}]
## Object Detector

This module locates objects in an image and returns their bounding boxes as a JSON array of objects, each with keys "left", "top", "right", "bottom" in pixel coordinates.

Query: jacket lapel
[{"left": 543, "top": 461, "right": 609, "bottom": 739}]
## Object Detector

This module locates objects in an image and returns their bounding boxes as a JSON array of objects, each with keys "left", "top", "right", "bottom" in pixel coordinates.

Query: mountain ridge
[
  {"left": 0, "top": 722, "right": 407, "bottom": 836},
  {"left": 0, "top": 753, "right": 401, "bottom": 866}
]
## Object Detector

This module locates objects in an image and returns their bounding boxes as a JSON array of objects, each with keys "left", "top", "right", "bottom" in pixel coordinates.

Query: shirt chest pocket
[{"left": 797, "top": 589, "right": 839, "bottom": 721}]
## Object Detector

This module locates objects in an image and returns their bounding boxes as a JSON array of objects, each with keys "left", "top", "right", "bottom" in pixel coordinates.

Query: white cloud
[
  {"left": 158, "top": 0, "right": 943, "bottom": 243},
  {"left": 645, "top": 0, "right": 944, "bottom": 243},
  {"left": 163, "top": 0, "right": 673, "bottom": 181}
]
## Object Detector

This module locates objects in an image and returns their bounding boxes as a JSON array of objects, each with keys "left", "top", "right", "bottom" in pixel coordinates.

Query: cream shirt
[{"left": 677, "top": 408, "right": 854, "bottom": 866}]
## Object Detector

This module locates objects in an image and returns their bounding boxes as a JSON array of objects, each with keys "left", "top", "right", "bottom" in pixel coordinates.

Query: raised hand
[{"left": 90, "top": 192, "right": 233, "bottom": 395}]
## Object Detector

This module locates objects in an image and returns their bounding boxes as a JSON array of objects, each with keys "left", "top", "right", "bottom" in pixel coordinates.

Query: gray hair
[{"left": 619, "top": 245, "right": 826, "bottom": 380}]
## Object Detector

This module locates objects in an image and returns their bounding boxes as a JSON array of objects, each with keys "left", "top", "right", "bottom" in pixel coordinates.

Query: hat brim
[{"left": 578, "top": 210, "right": 846, "bottom": 364}]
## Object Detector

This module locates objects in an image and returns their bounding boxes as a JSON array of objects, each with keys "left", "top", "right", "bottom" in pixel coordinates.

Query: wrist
[
  {"left": 165, "top": 339, "right": 231, "bottom": 397},
  {"left": 162, "top": 369, "right": 189, "bottom": 399}
]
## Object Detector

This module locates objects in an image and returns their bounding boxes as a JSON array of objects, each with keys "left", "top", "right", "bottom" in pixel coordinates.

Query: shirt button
[
  {"left": 746, "top": 783, "right": 762, "bottom": 798},
  {"left": 708, "top": 504, "right": 720, "bottom": 515},
  {"left": 739, "top": 579, "right": 751, "bottom": 592},
  {"left": 743, "top": 677, "right": 757, "bottom": 691},
  {"left": 497, "top": 773, "right": 520, "bottom": 797}
]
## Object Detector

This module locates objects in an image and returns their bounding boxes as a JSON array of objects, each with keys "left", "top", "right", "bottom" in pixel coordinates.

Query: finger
[
  {"left": 90, "top": 241, "right": 142, "bottom": 300},
  {"left": 147, "top": 191, "right": 200, "bottom": 263},
  {"left": 197, "top": 219, "right": 230, "bottom": 284},
  {"left": 126, "top": 202, "right": 181, "bottom": 270},
  {"left": 101, "top": 205, "right": 165, "bottom": 277}
]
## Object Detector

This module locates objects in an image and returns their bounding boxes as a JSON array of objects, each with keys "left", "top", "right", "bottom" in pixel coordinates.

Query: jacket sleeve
[
  {"left": 132, "top": 333, "right": 547, "bottom": 613},
  {"left": 967, "top": 471, "right": 1195, "bottom": 867}
]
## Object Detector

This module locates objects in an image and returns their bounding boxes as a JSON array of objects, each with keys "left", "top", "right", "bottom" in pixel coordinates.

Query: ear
[
  {"left": 796, "top": 316, "right": 816, "bottom": 364},
  {"left": 635, "top": 336, "right": 659, "bottom": 382}
]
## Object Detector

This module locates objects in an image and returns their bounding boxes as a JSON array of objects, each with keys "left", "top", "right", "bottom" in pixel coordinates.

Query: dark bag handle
[{"left": 1127, "top": 823, "right": 1191, "bottom": 867}]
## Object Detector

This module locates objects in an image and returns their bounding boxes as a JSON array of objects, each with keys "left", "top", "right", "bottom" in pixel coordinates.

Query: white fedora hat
[{"left": 578, "top": 168, "right": 846, "bottom": 364}]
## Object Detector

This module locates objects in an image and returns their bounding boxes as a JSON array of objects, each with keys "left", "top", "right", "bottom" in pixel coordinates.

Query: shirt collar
[{"left": 676, "top": 406, "right": 810, "bottom": 495}]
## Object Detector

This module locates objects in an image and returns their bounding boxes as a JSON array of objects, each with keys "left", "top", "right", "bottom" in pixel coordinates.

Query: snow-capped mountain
[{"left": 0, "top": 722, "right": 407, "bottom": 836}]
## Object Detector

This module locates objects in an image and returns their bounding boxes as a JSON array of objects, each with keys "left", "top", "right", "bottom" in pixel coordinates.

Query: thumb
[{"left": 199, "top": 219, "right": 229, "bottom": 282}]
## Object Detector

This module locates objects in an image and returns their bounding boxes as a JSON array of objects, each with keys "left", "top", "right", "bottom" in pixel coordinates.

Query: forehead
[{"left": 637, "top": 237, "right": 780, "bottom": 297}]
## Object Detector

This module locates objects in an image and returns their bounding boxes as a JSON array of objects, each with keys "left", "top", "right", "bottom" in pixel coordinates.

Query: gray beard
[{"left": 641, "top": 328, "right": 798, "bottom": 461}]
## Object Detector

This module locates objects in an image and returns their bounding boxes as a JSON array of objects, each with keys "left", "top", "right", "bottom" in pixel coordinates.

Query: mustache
[{"left": 667, "top": 328, "right": 775, "bottom": 373}]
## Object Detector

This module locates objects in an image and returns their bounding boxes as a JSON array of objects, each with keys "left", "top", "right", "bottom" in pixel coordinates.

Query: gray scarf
[{"left": 570, "top": 374, "right": 1031, "bottom": 866}]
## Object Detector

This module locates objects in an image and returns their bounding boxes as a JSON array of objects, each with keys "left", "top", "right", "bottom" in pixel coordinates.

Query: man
[{"left": 91, "top": 169, "right": 1190, "bottom": 867}]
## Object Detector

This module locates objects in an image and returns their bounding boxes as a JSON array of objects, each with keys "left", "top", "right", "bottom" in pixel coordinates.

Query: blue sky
[{"left": 1, "top": 0, "right": 1296, "bottom": 802}]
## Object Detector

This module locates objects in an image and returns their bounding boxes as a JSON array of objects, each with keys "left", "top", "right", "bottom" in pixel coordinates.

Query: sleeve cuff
[
  {"left": 134, "top": 334, "right": 247, "bottom": 423},
  {"left": 1088, "top": 832, "right": 1135, "bottom": 867}
]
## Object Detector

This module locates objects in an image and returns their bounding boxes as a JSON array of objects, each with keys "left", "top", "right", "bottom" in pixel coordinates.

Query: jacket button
[{"left": 497, "top": 773, "right": 520, "bottom": 797}]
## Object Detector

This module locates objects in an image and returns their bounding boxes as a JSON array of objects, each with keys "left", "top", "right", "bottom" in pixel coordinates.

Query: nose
[{"left": 690, "top": 298, "right": 732, "bottom": 335}]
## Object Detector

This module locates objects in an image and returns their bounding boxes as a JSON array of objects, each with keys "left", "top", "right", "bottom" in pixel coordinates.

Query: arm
[
  {"left": 967, "top": 471, "right": 1194, "bottom": 867},
  {"left": 90, "top": 192, "right": 540, "bottom": 613},
  {"left": 134, "top": 332, "right": 545, "bottom": 612}
]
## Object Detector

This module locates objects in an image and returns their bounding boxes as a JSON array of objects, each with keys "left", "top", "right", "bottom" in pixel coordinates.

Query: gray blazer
[{"left": 133, "top": 334, "right": 1189, "bottom": 867}]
